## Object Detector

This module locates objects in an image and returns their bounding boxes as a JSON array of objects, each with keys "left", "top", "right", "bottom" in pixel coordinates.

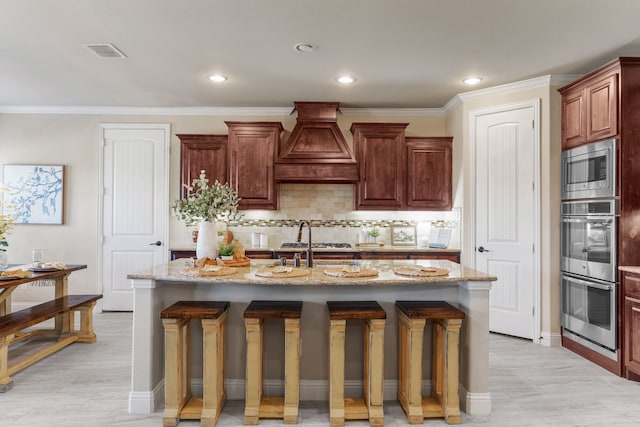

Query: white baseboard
[
  {"left": 539, "top": 331, "right": 562, "bottom": 347},
  {"left": 130, "top": 379, "right": 492, "bottom": 416},
  {"left": 459, "top": 384, "right": 492, "bottom": 415},
  {"left": 128, "top": 381, "right": 163, "bottom": 413}
]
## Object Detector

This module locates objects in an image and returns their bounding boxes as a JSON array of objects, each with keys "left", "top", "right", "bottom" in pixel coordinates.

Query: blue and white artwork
[{"left": 2, "top": 164, "right": 64, "bottom": 224}]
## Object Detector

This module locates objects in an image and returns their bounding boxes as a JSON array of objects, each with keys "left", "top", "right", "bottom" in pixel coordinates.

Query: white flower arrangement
[{"left": 171, "top": 171, "right": 241, "bottom": 225}]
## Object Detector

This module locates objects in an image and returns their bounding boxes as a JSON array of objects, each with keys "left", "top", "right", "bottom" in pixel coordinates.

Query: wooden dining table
[
  {"left": 0, "top": 264, "right": 94, "bottom": 391},
  {"left": 0, "top": 264, "right": 87, "bottom": 328}
]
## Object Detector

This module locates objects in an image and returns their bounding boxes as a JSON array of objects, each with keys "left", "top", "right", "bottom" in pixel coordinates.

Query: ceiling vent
[
  {"left": 274, "top": 102, "right": 359, "bottom": 183},
  {"left": 83, "top": 44, "right": 127, "bottom": 58}
]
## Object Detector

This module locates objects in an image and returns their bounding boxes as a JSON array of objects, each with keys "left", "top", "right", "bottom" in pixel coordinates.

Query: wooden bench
[{"left": 0, "top": 294, "right": 102, "bottom": 392}]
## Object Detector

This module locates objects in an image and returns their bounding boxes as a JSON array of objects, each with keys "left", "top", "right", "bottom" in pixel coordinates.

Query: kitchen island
[{"left": 127, "top": 259, "right": 495, "bottom": 416}]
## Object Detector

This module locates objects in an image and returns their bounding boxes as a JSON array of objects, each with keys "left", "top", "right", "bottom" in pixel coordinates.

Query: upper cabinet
[
  {"left": 177, "top": 134, "right": 228, "bottom": 198},
  {"left": 351, "top": 123, "right": 408, "bottom": 210},
  {"left": 351, "top": 124, "right": 453, "bottom": 211},
  {"left": 406, "top": 137, "right": 453, "bottom": 211},
  {"left": 560, "top": 65, "right": 618, "bottom": 150},
  {"left": 226, "top": 121, "right": 283, "bottom": 210}
]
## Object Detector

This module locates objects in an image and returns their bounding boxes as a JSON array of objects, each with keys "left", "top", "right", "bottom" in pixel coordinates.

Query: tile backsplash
[{"left": 173, "top": 183, "right": 460, "bottom": 249}]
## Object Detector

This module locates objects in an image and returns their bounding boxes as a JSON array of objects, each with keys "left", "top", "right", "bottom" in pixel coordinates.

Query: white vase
[
  {"left": 196, "top": 220, "right": 218, "bottom": 259},
  {"left": 0, "top": 250, "right": 7, "bottom": 270}
]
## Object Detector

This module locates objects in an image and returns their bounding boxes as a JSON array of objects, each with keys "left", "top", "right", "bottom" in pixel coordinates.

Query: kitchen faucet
[{"left": 296, "top": 220, "right": 313, "bottom": 268}]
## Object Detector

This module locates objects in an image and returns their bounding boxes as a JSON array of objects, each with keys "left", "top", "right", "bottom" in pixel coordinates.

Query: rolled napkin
[
  {"left": 39, "top": 262, "right": 67, "bottom": 270},
  {"left": 1, "top": 268, "right": 31, "bottom": 278}
]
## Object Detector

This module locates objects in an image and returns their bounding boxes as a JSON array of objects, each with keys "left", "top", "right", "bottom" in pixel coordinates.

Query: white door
[
  {"left": 474, "top": 103, "right": 538, "bottom": 339},
  {"left": 100, "top": 124, "right": 169, "bottom": 311}
]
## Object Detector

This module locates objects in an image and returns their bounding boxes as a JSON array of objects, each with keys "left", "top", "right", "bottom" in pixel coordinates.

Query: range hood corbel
[{"left": 274, "top": 101, "right": 359, "bottom": 183}]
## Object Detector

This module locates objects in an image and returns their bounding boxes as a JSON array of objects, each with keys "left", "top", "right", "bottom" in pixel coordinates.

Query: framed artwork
[
  {"left": 2, "top": 164, "right": 65, "bottom": 224},
  {"left": 391, "top": 226, "right": 417, "bottom": 246}
]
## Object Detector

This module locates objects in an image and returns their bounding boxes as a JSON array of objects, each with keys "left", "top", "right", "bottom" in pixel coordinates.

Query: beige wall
[{"left": 445, "top": 82, "right": 562, "bottom": 342}]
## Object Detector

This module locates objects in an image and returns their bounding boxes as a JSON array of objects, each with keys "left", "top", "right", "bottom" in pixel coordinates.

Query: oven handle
[
  {"left": 562, "top": 217, "right": 613, "bottom": 223},
  {"left": 562, "top": 274, "right": 612, "bottom": 291}
]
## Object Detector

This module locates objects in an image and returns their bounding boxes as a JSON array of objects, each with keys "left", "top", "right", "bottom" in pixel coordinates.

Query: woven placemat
[
  {"left": 323, "top": 268, "right": 379, "bottom": 278},
  {"left": 393, "top": 266, "right": 449, "bottom": 277},
  {"left": 255, "top": 267, "right": 311, "bottom": 278},
  {"left": 181, "top": 266, "right": 238, "bottom": 277}
]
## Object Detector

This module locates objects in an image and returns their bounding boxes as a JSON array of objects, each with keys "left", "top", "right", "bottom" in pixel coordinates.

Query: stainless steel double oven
[{"left": 560, "top": 138, "right": 617, "bottom": 359}]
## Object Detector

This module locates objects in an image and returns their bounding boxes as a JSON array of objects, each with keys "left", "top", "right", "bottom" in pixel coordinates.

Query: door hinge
[
  {"left": 532, "top": 119, "right": 535, "bottom": 129},
  {"left": 532, "top": 306, "right": 535, "bottom": 316},
  {"left": 532, "top": 244, "right": 535, "bottom": 253}
]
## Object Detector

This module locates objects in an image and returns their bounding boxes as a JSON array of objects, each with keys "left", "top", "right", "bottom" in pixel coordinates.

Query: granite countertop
[
  {"left": 619, "top": 266, "right": 640, "bottom": 274},
  {"left": 171, "top": 246, "right": 461, "bottom": 253},
  {"left": 128, "top": 259, "right": 495, "bottom": 285}
]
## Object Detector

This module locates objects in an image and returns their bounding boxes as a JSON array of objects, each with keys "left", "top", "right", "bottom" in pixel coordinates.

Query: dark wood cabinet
[
  {"left": 226, "top": 122, "right": 283, "bottom": 210},
  {"left": 621, "top": 269, "right": 640, "bottom": 380},
  {"left": 406, "top": 137, "right": 453, "bottom": 210},
  {"left": 177, "top": 134, "right": 228, "bottom": 198},
  {"left": 351, "top": 123, "right": 409, "bottom": 210},
  {"left": 560, "top": 64, "right": 618, "bottom": 150}
]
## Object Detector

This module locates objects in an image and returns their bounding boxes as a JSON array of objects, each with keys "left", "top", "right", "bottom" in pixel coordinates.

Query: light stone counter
[{"left": 128, "top": 259, "right": 495, "bottom": 417}]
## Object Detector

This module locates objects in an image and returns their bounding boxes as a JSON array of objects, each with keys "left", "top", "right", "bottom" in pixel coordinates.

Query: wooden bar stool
[
  {"left": 396, "top": 301, "right": 465, "bottom": 425},
  {"left": 327, "top": 301, "right": 386, "bottom": 427},
  {"left": 161, "top": 301, "right": 229, "bottom": 427},
  {"left": 243, "top": 300, "right": 303, "bottom": 425}
]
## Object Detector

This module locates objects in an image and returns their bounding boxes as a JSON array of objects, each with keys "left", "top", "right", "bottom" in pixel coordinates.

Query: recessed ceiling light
[
  {"left": 337, "top": 76, "right": 355, "bottom": 84},
  {"left": 294, "top": 42, "right": 317, "bottom": 52},
  {"left": 463, "top": 76, "right": 483, "bottom": 85},
  {"left": 208, "top": 74, "right": 227, "bottom": 83}
]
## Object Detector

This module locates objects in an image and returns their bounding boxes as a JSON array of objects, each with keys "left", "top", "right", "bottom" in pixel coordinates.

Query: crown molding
[
  {"left": 443, "top": 74, "right": 582, "bottom": 113},
  {"left": 341, "top": 107, "right": 444, "bottom": 116},
  {"left": 0, "top": 105, "right": 445, "bottom": 116},
  {"left": 0, "top": 74, "right": 582, "bottom": 116}
]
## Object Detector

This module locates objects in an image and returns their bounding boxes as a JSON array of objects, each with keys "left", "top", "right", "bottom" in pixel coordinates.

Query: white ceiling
[{"left": 2, "top": 0, "right": 640, "bottom": 109}]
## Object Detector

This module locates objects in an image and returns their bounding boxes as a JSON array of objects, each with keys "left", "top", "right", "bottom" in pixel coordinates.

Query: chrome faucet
[{"left": 296, "top": 220, "right": 313, "bottom": 268}]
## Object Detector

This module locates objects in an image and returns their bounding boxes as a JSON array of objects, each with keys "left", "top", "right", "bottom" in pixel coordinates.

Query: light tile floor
[{"left": 0, "top": 312, "right": 639, "bottom": 426}]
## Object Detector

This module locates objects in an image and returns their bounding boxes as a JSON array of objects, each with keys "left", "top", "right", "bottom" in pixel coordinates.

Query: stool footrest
[
  {"left": 259, "top": 395, "right": 284, "bottom": 418},
  {"left": 180, "top": 397, "right": 204, "bottom": 420},
  {"left": 344, "top": 398, "right": 369, "bottom": 420}
]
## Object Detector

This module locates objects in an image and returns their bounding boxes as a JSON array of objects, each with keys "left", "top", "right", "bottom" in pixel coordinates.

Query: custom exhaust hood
[{"left": 274, "top": 101, "right": 359, "bottom": 183}]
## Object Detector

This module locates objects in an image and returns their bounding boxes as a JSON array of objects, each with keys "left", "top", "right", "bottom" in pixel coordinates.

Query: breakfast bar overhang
[{"left": 127, "top": 259, "right": 496, "bottom": 416}]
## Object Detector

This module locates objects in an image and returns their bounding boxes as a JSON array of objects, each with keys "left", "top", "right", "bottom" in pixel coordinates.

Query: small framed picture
[
  {"left": 391, "top": 226, "right": 417, "bottom": 246},
  {"left": 2, "top": 164, "right": 65, "bottom": 225}
]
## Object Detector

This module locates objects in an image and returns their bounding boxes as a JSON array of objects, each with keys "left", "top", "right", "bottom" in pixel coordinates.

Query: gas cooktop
[{"left": 280, "top": 242, "right": 353, "bottom": 249}]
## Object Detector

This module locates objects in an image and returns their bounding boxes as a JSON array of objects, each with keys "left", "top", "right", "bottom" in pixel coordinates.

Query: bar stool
[
  {"left": 243, "top": 300, "right": 303, "bottom": 425},
  {"left": 327, "top": 301, "right": 386, "bottom": 427},
  {"left": 161, "top": 300, "right": 229, "bottom": 427},
  {"left": 396, "top": 301, "right": 465, "bottom": 425}
]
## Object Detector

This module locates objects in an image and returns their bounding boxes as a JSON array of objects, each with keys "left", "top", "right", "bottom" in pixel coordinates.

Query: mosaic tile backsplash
[{"left": 173, "top": 183, "right": 460, "bottom": 249}]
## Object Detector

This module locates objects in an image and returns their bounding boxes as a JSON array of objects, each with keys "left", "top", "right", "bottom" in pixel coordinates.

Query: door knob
[
  {"left": 149, "top": 240, "right": 162, "bottom": 246},
  {"left": 477, "top": 246, "right": 490, "bottom": 253}
]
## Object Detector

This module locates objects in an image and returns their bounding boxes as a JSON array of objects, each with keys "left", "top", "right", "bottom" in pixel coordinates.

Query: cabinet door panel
[
  {"left": 351, "top": 123, "right": 408, "bottom": 210},
  {"left": 561, "top": 88, "right": 586, "bottom": 149},
  {"left": 586, "top": 73, "right": 618, "bottom": 142},
  {"left": 406, "top": 137, "right": 452, "bottom": 210},
  {"left": 227, "top": 122, "right": 282, "bottom": 210},
  {"left": 625, "top": 295, "right": 640, "bottom": 377},
  {"left": 178, "top": 134, "right": 228, "bottom": 198}
]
